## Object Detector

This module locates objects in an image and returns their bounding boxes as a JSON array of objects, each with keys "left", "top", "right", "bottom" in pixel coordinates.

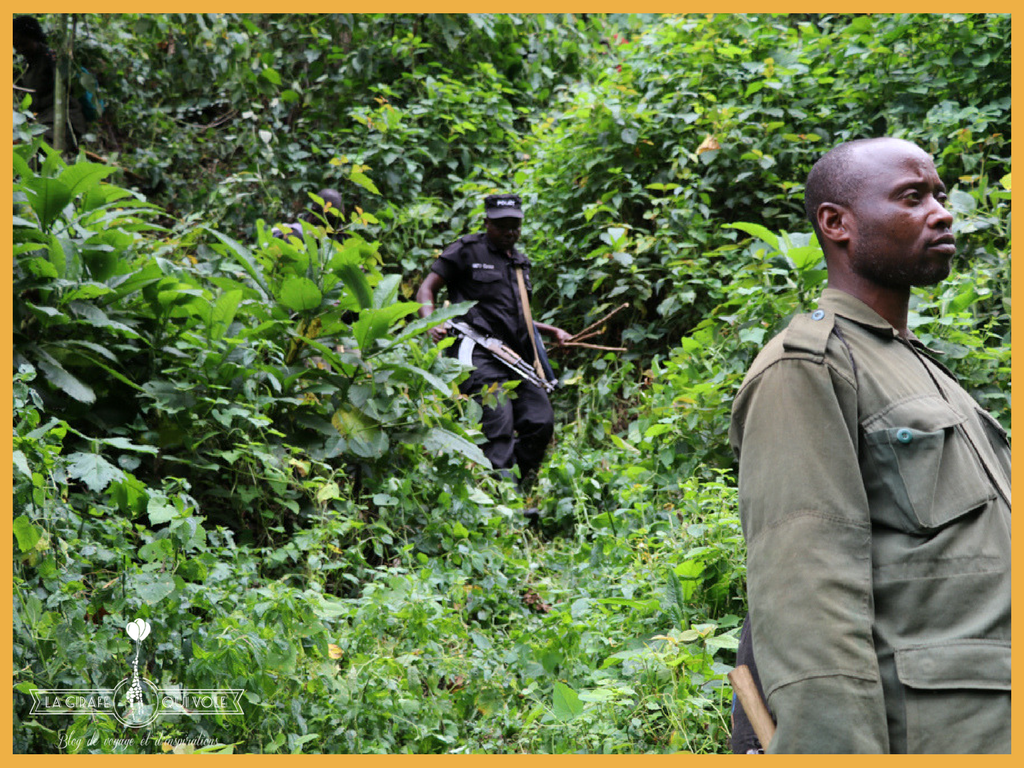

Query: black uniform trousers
[{"left": 460, "top": 347, "right": 554, "bottom": 482}]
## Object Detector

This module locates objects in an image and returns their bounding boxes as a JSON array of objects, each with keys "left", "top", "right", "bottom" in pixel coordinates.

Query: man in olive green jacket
[{"left": 729, "top": 138, "right": 1010, "bottom": 753}]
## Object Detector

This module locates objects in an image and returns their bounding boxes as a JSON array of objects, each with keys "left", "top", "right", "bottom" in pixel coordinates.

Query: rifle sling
[{"left": 514, "top": 266, "right": 546, "bottom": 380}]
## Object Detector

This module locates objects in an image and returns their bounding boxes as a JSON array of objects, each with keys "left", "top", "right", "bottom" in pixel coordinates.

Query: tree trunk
[{"left": 52, "top": 13, "right": 77, "bottom": 154}]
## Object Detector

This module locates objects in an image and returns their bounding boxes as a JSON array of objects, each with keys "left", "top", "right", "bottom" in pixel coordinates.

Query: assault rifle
[{"left": 446, "top": 320, "right": 557, "bottom": 393}]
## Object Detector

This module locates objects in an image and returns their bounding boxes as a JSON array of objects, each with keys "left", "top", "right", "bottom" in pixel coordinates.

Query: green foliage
[
  {"left": 13, "top": 12, "right": 1009, "bottom": 755},
  {"left": 66, "top": 13, "right": 602, "bottom": 237},
  {"left": 520, "top": 13, "right": 1009, "bottom": 356}
]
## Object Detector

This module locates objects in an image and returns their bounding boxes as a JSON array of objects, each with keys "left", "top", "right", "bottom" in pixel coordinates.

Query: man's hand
[
  {"left": 536, "top": 322, "right": 572, "bottom": 346},
  {"left": 415, "top": 273, "right": 447, "bottom": 344},
  {"left": 550, "top": 327, "right": 572, "bottom": 346},
  {"left": 428, "top": 324, "right": 448, "bottom": 344}
]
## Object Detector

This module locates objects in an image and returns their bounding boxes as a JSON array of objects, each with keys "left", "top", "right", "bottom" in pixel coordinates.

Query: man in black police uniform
[{"left": 416, "top": 194, "right": 571, "bottom": 488}]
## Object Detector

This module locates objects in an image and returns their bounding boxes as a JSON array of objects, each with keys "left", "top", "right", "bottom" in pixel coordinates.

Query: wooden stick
[
  {"left": 728, "top": 664, "right": 776, "bottom": 750},
  {"left": 557, "top": 341, "right": 626, "bottom": 352},
  {"left": 566, "top": 328, "right": 604, "bottom": 344},
  {"left": 569, "top": 301, "right": 629, "bottom": 343}
]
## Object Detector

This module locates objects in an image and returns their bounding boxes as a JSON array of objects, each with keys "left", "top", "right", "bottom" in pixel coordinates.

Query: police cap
[{"left": 484, "top": 194, "right": 524, "bottom": 219}]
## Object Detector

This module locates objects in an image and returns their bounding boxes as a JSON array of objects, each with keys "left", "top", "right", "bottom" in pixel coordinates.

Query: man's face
[
  {"left": 843, "top": 140, "right": 956, "bottom": 289},
  {"left": 485, "top": 216, "right": 521, "bottom": 253}
]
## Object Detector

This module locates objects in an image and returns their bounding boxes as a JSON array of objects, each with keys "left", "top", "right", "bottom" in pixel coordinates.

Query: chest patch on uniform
[{"left": 471, "top": 263, "right": 496, "bottom": 270}]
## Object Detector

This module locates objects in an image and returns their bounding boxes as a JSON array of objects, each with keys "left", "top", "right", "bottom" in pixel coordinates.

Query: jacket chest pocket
[
  {"left": 469, "top": 265, "right": 503, "bottom": 286},
  {"left": 894, "top": 641, "right": 1011, "bottom": 754},
  {"left": 861, "top": 395, "right": 995, "bottom": 533}
]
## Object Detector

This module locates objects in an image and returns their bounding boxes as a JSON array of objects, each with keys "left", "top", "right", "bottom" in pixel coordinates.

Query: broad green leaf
[
  {"left": 148, "top": 498, "right": 178, "bottom": 525},
  {"left": 95, "top": 436, "right": 158, "bottom": 454},
  {"left": 349, "top": 170, "right": 380, "bottom": 195},
  {"left": 66, "top": 452, "right": 125, "bottom": 492},
  {"left": 787, "top": 245, "right": 823, "bottom": 271},
  {"left": 297, "top": 337, "right": 361, "bottom": 377},
  {"left": 110, "top": 474, "right": 150, "bottom": 515},
  {"left": 40, "top": 144, "right": 67, "bottom": 178},
  {"left": 671, "top": 560, "right": 704, "bottom": 602},
  {"left": 706, "top": 633, "right": 740, "bottom": 653},
  {"left": 34, "top": 349, "right": 96, "bottom": 403},
  {"left": 65, "top": 283, "right": 114, "bottom": 302},
  {"left": 596, "top": 597, "right": 661, "bottom": 612},
  {"left": 13, "top": 516, "right": 41, "bottom": 553},
  {"left": 156, "top": 282, "right": 205, "bottom": 308},
  {"left": 109, "top": 261, "right": 164, "bottom": 303},
  {"left": 604, "top": 227, "right": 628, "bottom": 247},
  {"left": 139, "top": 539, "right": 175, "bottom": 562},
  {"left": 643, "top": 423, "right": 673, "bottom": 438},
  {"left": 578, "top": 688, "right": 617, "bottom": 703},
  {"left": 336, "top": 262, "right": 373, "bottom": 310},
  {"left": 949, "top": 189, "right": 976, "bottom": 215},
  {"left": 25, "top": 303, "right": 67, "bottom": 325},
  {"left": 12, "top": 148, "right": 33, "bottom": 181},
  {"left": 205, "top": 228, "right": 272, "bottom": 298},
  {"left": 279, "top": 277, "right": 323, "bottom": 312},
  {"left": 62, "top": 339, "right": 117, "bottom": 362},
  {"left": 739, "top": 327, "right": 767, "bottom": 345},
  {"left": 261, "top": 67, "right": 282, "bottom": 85},
  {"left": 552, "top": 682, "right": 584, "bottom": 722},
  {"left": 725, "top": 222, "right": 779, "bottom": 251},
  {"left": 467, "top": 486, "right": 494, "bottom": 505},
  {"left": 13, "top": 449, "right": 32, "bottom": 478},
  {"left": 316, "top": 481, "right": 342, "bottom": 504},
  {"left": 83, "top": 245, "right": 120, "bottom": 281},
  {"left": 23, "top": 257, "right": 59, "bottom": 280},
  {"left": 352, "top": 303, "right": 419, "bottom": 351},
  {"left": 384, "top": 361, "right": 451, "bottom": 396},
  {"left": 948, "top": 286, "right": 978, "bottom": 314},
  {"left": 209, "top": 290, "right": 243, "bottom": 341},
  {"left": 372, "top": 273, "right": 403, "bottom": 309},
  {"left": 136, "top": 573, "right": 177, "bottom": 605},
  {"left": 47, "top": 236, "right": 69, "bottom": 279},
  {"left": 23, "top": 177, "right": 72, "bottom": 231},
  {"left": 331, "top": 405, "right": 388, "bottom": 458},
  {"left": 377, "top": 301, "right": 476, "bottom": 354},
  {"left": 422, "top": 426, "right": 491, "bottom": 467},
  {"left": 72, "top": 302, "right": 140, "bottom": 337},
  {"left": 57, "top": 162, "right": 115, "bottom": 200}
]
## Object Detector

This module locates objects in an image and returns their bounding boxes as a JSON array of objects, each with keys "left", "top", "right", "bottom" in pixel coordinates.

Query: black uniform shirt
[{"left": 430, "top": 233, "right": 535, "bottom": 360}]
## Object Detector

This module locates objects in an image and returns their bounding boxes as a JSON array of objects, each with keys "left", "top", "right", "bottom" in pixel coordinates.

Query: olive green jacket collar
[{"left": 817, "top": 288, "right": 936, "bottom": 353}]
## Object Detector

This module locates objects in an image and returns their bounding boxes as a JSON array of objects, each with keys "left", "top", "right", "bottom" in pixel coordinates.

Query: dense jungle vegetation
[{"left": 12, "top": 13, "right": 1010, "bottom": 754}]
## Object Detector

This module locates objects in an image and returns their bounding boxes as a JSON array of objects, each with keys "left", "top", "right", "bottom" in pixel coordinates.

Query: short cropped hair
[{"left": 803, "top": 139, "right": 876, "bottom": 240}]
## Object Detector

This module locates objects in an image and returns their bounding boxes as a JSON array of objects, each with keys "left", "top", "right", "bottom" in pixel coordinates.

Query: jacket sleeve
[{"left": 730, "top": 350, "right": 889, "bottom": 753}]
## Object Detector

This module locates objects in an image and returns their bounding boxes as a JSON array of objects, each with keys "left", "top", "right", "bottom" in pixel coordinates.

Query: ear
[{"left": 817, "top": 203, "right": 852, "bottom": 245}]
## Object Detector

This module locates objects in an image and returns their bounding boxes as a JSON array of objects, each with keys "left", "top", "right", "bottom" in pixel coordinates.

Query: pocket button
[{"left": 896, "top": 428, "right": 914, "bottom": 444}]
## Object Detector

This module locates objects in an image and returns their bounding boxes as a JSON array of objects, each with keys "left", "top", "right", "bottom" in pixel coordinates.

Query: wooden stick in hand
[
  {"left": 568, "top": 302, "right": 629, "bottom": 343},
  {"left": 728, "top": 664, "right": 775, "bottom": 751}
]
